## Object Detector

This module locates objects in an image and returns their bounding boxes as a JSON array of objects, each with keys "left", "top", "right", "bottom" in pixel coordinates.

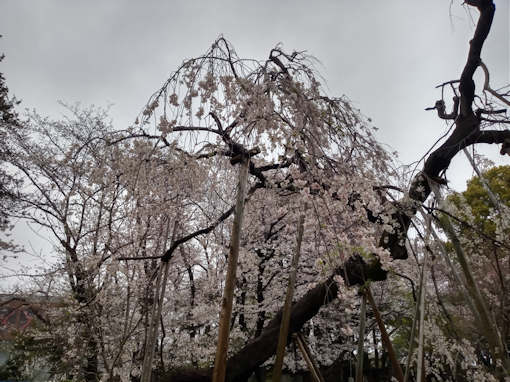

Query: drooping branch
[
  {"left": 159, "top": 3, "right": 504, "bottom": 381},
  {"left": 224, "top": 1, "right": 503, "bottom": 378}
]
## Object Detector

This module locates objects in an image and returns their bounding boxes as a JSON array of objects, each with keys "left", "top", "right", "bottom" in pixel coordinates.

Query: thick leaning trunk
[
  {"left": 161, "top": 125, "right": 510, "bottom": 382},
  {"left": 162, "top": 275, "right": 338, "bottom": 382},
  {"left": 162, "top": 256, "right": 385, "bottom": 382},
  {"left": 380, "top": 0, "right": 502, "bottom": 260}
]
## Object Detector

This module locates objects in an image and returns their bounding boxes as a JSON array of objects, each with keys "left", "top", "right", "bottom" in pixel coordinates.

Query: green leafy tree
[{"left": 449, "top": 165, "right": 510, "bottom": 236}]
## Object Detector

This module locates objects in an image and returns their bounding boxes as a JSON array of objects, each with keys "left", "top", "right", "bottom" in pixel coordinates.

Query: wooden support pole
[
  {"left": 416, "top": 269, "right": 426, "bottom": 382},
  {"left": 212, "top": 158, "right": 250, "bottom": 382},
  {"left": 404, "top": 228, "right": 430, "bottom": 382},
  {"left": 272, "top": 213, "right": 305, "bottom": 382},
  {"left": 294, "top": 333, "right": 325, "bottom": 382},
  {"left": 356, "top": 292, "right": 367, "bottom": 382},
  {"left": 431, "top": 186, "right": 510, "bottom": 375},
  {"left": 403, "top": 259, "right": 425, "bottom": 382},
  {"left": 365, "top": 286, "right": 404, "bottom": 382},
  {"left": 297, "top": 333, "right": 325, "bottom": 382}
]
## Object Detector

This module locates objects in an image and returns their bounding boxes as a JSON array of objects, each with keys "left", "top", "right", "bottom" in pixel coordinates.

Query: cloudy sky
[
  {"left": 0, "top": 1, "right": 509, "bottom": 285},
  {"left": 1, "top": 0, "right": 509, "bottom": 178}
]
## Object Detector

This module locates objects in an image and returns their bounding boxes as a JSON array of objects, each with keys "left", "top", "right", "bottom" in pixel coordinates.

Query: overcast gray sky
[
  {"left": 1, "top": 0, "right": 509, "bottom": 174},
  {"left": 0, "top": 1, "right": 509, "bottom": 286}
]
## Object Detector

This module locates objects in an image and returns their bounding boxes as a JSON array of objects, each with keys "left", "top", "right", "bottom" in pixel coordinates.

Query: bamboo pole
[
  {"left": 212, "top": 157, "right": 250, "bottom": 382},
  {"left": 404, "top": 213, "right": 431, "bottom": 382},
  {"left": 436, "top": 214, "right": 509, "bottom": 373},
  {"left": 462, "top": 148, "right": 502, "bottom": 213},
  {"left": 431, "top": 186, "right": 510, "bottom": 374},
  {"left": 403, "top": 254, "right": 425, "bottom": 382},
  {"left": 272, "top": 213, "right": 305, "bottom": 382},
  {"left": 294, "top": 333, "right": 325, "bottom": 382},
  {"left": 422, "top": 209, "right": 482, "bottom": 327},
  {"left": 365, "top": 286, "right": 404, "bottom": 382},
  {"left": 355, "top": 292, "right": 367, "bottom": 382},
  {"left": 416, "top": 268, "right": 426, "bottom": 382},
  {"left": 297, "top": 333, "right": 325, "bottom": 382}
]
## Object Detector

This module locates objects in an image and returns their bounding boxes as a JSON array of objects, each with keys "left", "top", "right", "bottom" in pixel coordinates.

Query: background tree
[{"left": 0, "top": 41, "right": 23, "bottom": 256}]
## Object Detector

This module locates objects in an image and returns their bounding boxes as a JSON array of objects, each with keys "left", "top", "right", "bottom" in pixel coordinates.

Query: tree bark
[{"left": 380, "top": 0, "right": 499, "bottom": 261}]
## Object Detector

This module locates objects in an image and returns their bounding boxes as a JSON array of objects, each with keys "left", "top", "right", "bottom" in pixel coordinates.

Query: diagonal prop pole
[
  {"left": 431, "top": 184, "right": 510, "bottom": 375},
  {"left": 212, "top": 157, "right": 250, "bottom": 382},
  {"left": 294, "top": 333, "right": 325, "bottom": 382},
  {"left": 463, "top": 148, "right": 504, "bottom": 214},
  {"left": 365, "top": 286, "right": 404, "bottom": 382}
]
